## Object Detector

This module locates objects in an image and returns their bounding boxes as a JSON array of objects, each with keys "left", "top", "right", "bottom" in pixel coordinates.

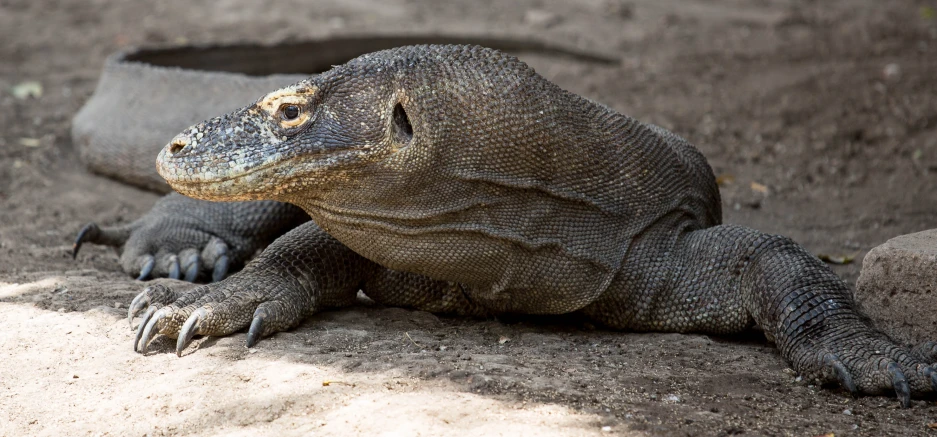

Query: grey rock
[{"left": 856, "top": 229, "right": 937, "bottom": 345}]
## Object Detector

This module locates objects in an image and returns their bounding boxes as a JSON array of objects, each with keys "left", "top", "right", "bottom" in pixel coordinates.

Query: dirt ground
[{"left": 2, "top": 0, "right": 937, "bottom": 435}]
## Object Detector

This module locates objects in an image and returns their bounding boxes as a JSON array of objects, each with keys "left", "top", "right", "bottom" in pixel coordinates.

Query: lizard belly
[{"left": 312, "top": 214, "right": 618, "bottom": 314}]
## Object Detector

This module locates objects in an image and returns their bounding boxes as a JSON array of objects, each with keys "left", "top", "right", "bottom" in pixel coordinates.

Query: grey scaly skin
[{"left": 124, "top": 45, "right": 937, "bottom": 406}]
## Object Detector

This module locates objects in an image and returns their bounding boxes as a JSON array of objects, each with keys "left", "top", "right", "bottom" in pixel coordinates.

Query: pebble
[{"left": 883, "top": 63, "right": 901, "bottom": 81}]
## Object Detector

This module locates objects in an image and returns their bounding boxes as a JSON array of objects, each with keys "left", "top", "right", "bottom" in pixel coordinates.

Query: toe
[
  {"left": 912, "top": 341, "right": 937, "bottom": 363},
  {"left": 134, "top": 307, "right": 155, "bottom": 352},
  {"left": 127, "top": 284, "right": 182, "bottom": 328},
  {"left": 167, "top": 256, "right": 181, "bottom": 280},
  {"left": 800, "top": 330, "right": 937, "bottom": 407},
  {"left": 212, "top": 256, "right": 230, "bottom": 283},
  {"left": 135, "top": 305, "right": 192, "bottom": 354},
  {"left": 126, "top": 282, "right": 209, "bottom": 351},
  {"left": 244, "top": 300, "right": 307, "bottom": 348},
  {"left": 200, "top": 237, "right": 231, "bottom": 282},
  {"left": 168, "top": 299, "right": 254, "bottom": 356},
  {"left": 247, "top": 312, "right": 265, "bottom": 348},
  {"left": 136, "top": 255, "right": 155, "bottom": 281},
  {"left": 72, "top": 222, "right": 132, "bottom": 258},
  {"left": 926, "top": 367, "right": 937, "bottom": 392},
  {"left": 823, "top": 353, "right": 857, "bottom": 395},
  {"left": 887, "top": 362, "right": 911, "bottom": 408},
  {"left": 137, "top": 307, "right": 169, "bottom": 353},
  {"left": 151, "top": 253, "right": 182, "bottom": 280},
  {"left": 176, "top": 307, "right": 208, "bottom": 356},
  {"left": 179, "top": 248, "right": 200, "bottom": 282}
]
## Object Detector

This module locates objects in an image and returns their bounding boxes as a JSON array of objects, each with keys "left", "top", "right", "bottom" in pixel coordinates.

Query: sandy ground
[{"left": 2, "top": 0, "right": 937, "bottom": 435}]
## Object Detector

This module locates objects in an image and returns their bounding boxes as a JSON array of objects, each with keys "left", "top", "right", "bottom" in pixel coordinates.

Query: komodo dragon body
[{"left": 76, "top": 45, "right": 937, "bottom": 406}]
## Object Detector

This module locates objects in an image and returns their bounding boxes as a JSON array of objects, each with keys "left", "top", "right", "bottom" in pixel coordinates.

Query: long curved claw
[
  {"left": 127, "top": 290, "right": 151, "bottom": 328},
  {"left": 887, "top": 362, "right": 911, "bottom": 408},
  {"left": 176, "top": 308, "right": 206, "bottom": 356},
  {"left": 136, "top": 255, "right": 155, "bottom": 281},
  {"left": 179, "top": 249, "right": 200, "bottom": 282},
  {"left": 133, "top": 307, "right": 158, "bottom": 352},
  {"left": 825, "top": 354, "right": 857, "bottom": 396},
  {"left": 247, "top": 311, "right": 265, "bottom": 348},
  {"left": 183, "top": 258, "right": 200, "bottom": 282},
  {"left": 212, "top": 255, "right": 229, "bottom": 283},
  {"left": 72, "top": 222, "right": 131, "bottom": 259},
  {"left": 72, "top": 223, "right": 100, "bottom": 258},
  {"left": 167, "top": 256, "right": 181, "bottom": 280},
  {"left": 138, "top": 308, "right": 168, "bottom": 354}
]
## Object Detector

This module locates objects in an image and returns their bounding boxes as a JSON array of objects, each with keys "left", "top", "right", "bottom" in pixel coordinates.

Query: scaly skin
[{"left": 128, "top": 45, "right": 937, "bottom": 406}]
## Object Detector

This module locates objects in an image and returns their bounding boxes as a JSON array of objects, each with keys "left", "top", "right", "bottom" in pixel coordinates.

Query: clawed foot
[
  {"left": 73, "top": 194, "right": 308, "bottom": 282},
  {"left": 72, "top": 194, "right": 245, "bottom": 282},
  {"left": 127, "top": 271, "right": 312, "bottom": 355},
  {"left": 795, "top": 331, "right": 937, "bottom": 407},
  {"left": 75, "top": 221, "right": 231, "bottom": 282}
]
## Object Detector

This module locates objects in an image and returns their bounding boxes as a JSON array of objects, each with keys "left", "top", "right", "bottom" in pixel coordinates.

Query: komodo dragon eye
[
  {"left": 276, "top": 103, "right": 309, "bottom": 129},
  {"left": 281, "top": 104, "right": 301, "bottom": 120}
]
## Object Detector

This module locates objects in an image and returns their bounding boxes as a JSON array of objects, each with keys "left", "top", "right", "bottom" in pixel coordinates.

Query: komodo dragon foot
[
  {"left": 73, "top": 193, "right": 308, "bottom": 282},
  {"left": 128, "top": 221, "right": 370, "bottom": 355}
]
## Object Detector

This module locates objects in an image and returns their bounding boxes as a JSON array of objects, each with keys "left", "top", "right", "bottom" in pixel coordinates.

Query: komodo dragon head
[{"left": 157, "top": 44, "right": 570, "bottom": 208}]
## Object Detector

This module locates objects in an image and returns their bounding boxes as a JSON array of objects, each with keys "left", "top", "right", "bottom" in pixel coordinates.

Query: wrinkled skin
[{"left": 88, "top": 45, "right": 937, "bottom": 407}]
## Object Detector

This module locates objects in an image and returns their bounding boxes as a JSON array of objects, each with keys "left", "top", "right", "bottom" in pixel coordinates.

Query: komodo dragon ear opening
[{"left": 392, "top": 102, "right": 413, "bottom": 144}]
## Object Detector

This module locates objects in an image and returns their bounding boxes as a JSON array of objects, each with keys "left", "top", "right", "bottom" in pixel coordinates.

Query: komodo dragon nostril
[{"left": 168, "top": 138, "right": 187, "bottom": 154}]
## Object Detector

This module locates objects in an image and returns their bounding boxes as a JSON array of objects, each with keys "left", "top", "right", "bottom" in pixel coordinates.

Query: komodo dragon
[{"left": 73, "top": 44, "right": 937, "bottom": 407}]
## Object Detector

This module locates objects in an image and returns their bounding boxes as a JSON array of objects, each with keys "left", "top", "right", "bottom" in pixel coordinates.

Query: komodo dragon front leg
[
  {"left": 124, "top": 44, "right": 937, "bottom": 406},
  {"left": 131, "top": 220, "right": 488, "bottom": 354}
]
